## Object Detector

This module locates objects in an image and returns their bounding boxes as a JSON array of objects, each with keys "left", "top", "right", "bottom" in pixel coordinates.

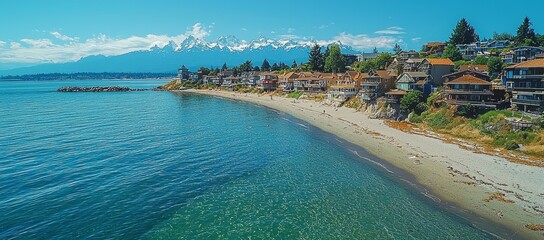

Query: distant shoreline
[
  {"left": 0, "top": 72, "right": 175, "bottom": 81},
  {"left": 179, "top": 88, "right": 544, "bottom": 240}
]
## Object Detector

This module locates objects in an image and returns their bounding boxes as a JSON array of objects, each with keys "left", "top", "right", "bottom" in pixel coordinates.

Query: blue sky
[{"left": 0, "top": 0, "right": 542, "bottom": 66}]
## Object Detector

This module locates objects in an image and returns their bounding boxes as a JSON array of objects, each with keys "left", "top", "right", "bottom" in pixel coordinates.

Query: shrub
[
  {"left": 427, "top": 113, "right": 452, "bottom": 129},
  {"left": 415, "top": 102, "right": 428, "bottom": 115},
  {"left": 287, "top": 91, "right": 303, "bottom": 99},
  {"left": 456, "top": 104, "right": 478, "bottom": 118},
  {"left": 400, "top": 90, "right": 423, "bottom": 113}
]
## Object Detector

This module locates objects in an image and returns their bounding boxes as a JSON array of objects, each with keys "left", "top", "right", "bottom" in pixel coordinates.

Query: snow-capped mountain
[{"left": 0, "top": 35, "right": 359, "bottom": 75}]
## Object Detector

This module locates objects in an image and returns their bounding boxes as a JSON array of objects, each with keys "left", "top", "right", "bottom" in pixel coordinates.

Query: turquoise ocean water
[{"left": 0, "top": 80, "right": 499, "bottom": 239}]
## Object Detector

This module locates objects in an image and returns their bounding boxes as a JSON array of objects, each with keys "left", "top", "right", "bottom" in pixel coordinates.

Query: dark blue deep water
[{"left": 0, "top": 80, "right": 495, "bottom": 239}]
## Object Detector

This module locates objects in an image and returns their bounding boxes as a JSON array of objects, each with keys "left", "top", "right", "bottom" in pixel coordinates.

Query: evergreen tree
[
  {"left": 449, "top": 18, "right": 479, "bottom": 45},
  {"left": 233, "top": 67, "right": 239, "bottom": 76},
  {"left": 515, "top": 17, "right": 538, "bottom": 46},
  {"left": 393, "top": 43, "right": 402, "bottom": 54},
  {"left": 442, "top": 44, "right": 463, "bottom": 62},
  {"left": 261, "top": 59, "right": 271, "bottom": 71},
  {"left": 271, "top": 63, "right": 280, "bottom": 71},
  {"left": 222, "top": 63, "right": 228, "bottom": 70},
  {"left": 291, "top": 60, "right": 298, "bottom": 68},
  {"left": 324, "top": 44, "right": 346, "bottom": 73},
  {"left": 308, "top": 44, "right": 324, "bottom": 71},
  {"left": 253, "top": 66, "right": 260, "bottom": 71},
  {"left": 239, "top": 60, "right": 253, "bottom": 72}
]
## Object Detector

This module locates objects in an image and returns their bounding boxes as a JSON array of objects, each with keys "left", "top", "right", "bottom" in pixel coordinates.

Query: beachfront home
[
  {"left": 221, "top": 76, "right": 242, "bottom": 89},
  {"left": 278, "top": 72, "right": 299, "bottom": 92},
  {"left": 395, "top": 72, "right": 431, "bottom": 94},
  {"left": 444, "top": 74, "right": 497, "bottom": 108},
  {"left": 505, "top": 58, "right": 544, "bottom": 113},
  {"left": 178, "top": 65, "right": 189, "bottom": 80},
  {"left": 257, "top": 72, "right": 279, "bottom": 92},
  {"left": 385, "top": 89, "right": 408, "bottom": 103},
  {"left": 240, "top": 71, "right": 260, "bottom": 87},
  {"left": 360, "top": 70, "right": 395, "bottom": 102},
  {"left": 327, "top": 71, "right": 361, "bottom": 102},
  {"left": 417, "top": 58, "right": 455, "bottom": 86}
]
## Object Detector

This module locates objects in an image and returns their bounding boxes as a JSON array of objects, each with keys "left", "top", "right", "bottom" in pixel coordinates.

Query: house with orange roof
[
  {"left": 422, "top": 42, "right": 446, "bottom": 56},
  {"left": 444, "top": 74, "right": 498, "bottom": 108},
  {"left": 360, "top": 70, "right": 395, "bottom": 102},
  {"left": 278, "top": 72, "right": 299, "bottom": 92},
  {"left": 418, "top": 58, "right": 455, "bottom": 86},
  {"left": 327, "top": 71, "right": 362, "bottom": 102},
  {"left": 505, "top": 58, "right": 544, "bottom": 113}
]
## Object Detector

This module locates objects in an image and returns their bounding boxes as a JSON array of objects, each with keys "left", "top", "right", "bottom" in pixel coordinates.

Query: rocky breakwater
[{"left": 57, "top": 86, "right": 145, "bottom": 92}]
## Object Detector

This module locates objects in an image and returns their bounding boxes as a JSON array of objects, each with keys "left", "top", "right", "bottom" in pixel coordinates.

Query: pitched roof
[
  {"left": 403, "top": 72, "right": 429, "bottom": 78},
  {"left": 406, "top": 58, "right": 425, "bottom": 63},
  {"left": 445, "top": 75, "right": 491, "bottom": 85},
  {"left": 506, "top": 59, "right": 544, "bottom": 69},
  {"left": 459, "top": 64, "right": 489, "bottom": 72},
  {"left": 426, "top": 58, "right": 455, "bottom": 66},
  {"left": 376, "top": 70, "right": 391, "bottom": 79},
  {"left": 385, "top": 89, "right": 407, "bottom": 95}
]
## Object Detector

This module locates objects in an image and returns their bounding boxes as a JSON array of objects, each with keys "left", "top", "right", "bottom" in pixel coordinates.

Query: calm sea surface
[{"left": 0, "top": 80, "right": 495, "bottom": 239}]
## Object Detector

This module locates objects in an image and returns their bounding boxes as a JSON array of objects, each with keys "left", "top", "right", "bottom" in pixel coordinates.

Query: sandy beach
[{"left": 182, "top": 89, "right": 544, "bottom": 239}]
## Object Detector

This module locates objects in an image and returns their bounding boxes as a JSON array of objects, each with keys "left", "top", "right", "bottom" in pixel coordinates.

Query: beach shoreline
[{"left": 180, "top": 89, "right": 544, "bottom": 239}]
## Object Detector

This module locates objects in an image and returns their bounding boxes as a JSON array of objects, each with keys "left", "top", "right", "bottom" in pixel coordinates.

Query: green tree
[
  {"left": 487, "top": 56, "right": 504, "bottom": 76},
  {"left": 538, "top": 34, "right": 544, "bottom": 47},
  {"left": 393, "top": 43, "right": 402, "bottom": 54},
  {"left": 291, "top": 60, "right": 298, "bottom": 68},
  {"left": 324, "top": 44, "right": 346, "bottom": 73},
  {"left": 473, "top": 56, "right": 488, "bottom": 65},
  {"left": 374, "top": 52, "right": 393, "bottom": 70},
  {"left": 354, "top": 60, "right": 377, "bottom": 73},
  {"left": 261, "top": 59, "right": 271, "bottom": 71},
  {"left": 515, "top": 17, "right": 538, "bottom": 46},
  {"left": 221, "top": 63, "right": 228, "bottom": 70},
  {"left": 239, "top": 60, "right": 253, "bottom": 72},
  {"left": 308, "top": 44, "right": 324, "bottom": 71},
  {"left": 271, "top": 63, "right": 280, "bottom": 71},
  {"left": 442, "top": 44, "right": 463, "bottom": 61},
  {"left": 493, "top": 32, "right": 514, "bottom": 41},
  {"left": 198, "top": 67, "right": 210, "bottom": 75},
  {"left": 253, "top": 66, "right": 260, "bottom": 71},
  {"left": 400, "top": 90, "right": 424, "bottom": 113},
  {"left": 449, "top": 18, "right": 479, "bottom": 45}
]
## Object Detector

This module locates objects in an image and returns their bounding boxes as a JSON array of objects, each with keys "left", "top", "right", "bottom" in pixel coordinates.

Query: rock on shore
[{"left": 57, "top": 86, "right": 145, "bottom": 92}]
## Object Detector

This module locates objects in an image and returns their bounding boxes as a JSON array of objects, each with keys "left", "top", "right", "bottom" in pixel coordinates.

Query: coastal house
[
  {"left": 500, "top": 50, "right": 515, "bottom": 64},
  {"left": 360, "top": 70, "right": 395, "bottom": 102},
  {"left": 512, "top": 46, "right": 544, "bottom": 63},
  {"left": 444, "top": 74, "right": 497, "bottom": 108},
  {"left": 456, "top": 40, "right": 511, "bottom": 60},
  {"left": 327, "top": 71, "right": 361, "bottom": 102},
  {"left": 188, "top": 72, "right": 203, "bottom": 82},
  {"left": 417, "top": 58, "right": 455, "bottom": 86},
  {"left": 459, "top": 64, "right": 489, "bottom": 76},
  {"left": 394, "top": 50, "right": 420, "bottom": 64},
  {"left": 221, "top": 76, "right": 242, "bottom": 89},
  {"left": 385, "top": 89, "right": 408, "bottom": 103},
  {"left": 278, "top": 72, "right": 299, "bottom": 92},
  {"left": 202, "top": 75, "right": 222, "bottom": 86},
  {"left": 422, "top": 42, "right": 446, "bottom": 56},
  {"left": 240, "top": 71, "right": 260, "bottom": 87},
  {"left": 395, "top": 72, "right": 431, "bottom": 95},
  {"left": 442, "top": 70, "right": 491, "bottom": 83},
  {"left": 257, "top": 72, "right": 279, "bottom": 92},
  {"left": 505, "top": 59, "right": 544, "bottom": 113},
  {"left": 403, "top": 58, "right": 425, "bottom": 72},
  {"left": 178, "top": 65, "right": 189, "bottom": 80}
]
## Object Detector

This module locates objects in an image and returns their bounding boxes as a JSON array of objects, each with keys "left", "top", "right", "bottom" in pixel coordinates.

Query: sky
[{"left": 0, "top": 0, "right": 543, "bottom": 67}]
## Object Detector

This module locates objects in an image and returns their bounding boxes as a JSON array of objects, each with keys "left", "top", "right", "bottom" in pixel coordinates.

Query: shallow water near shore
[{"left": 1, "top": 80, "right": 501, "bottom": 239}]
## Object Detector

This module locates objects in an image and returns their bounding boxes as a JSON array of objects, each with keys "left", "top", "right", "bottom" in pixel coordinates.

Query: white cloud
[
  {"left": 51, "top": 31, "right": 79, "bottom": 41},
  {"left": 0, "top": 23, "right": 211, "bottom": 64},
  {"left": 10, "top": 42, "right": 21, "bottom": 49},
  {"left": 333, "top": 32, "right": 397, "bottom": 50},
  {"left": 287, "top": 27, "right": 295, "bottom": 33},
  {"left": 0, "top": 40, "right": 5, "bottom": 47},
  {"left": 375, "top": 26, "right": 405, "bottom": 35},
  {"left": 241, "top": 28, "right": 247, "bottom": 31},
  {"left": 20, "top": 39, "right": 54, "bottom": 48},
  {"left": 412, "top": 37, "right": 422, "bottom": 42}
]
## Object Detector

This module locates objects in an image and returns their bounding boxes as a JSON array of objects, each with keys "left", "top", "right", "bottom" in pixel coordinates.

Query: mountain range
[{"left": 0, "top": 35, "right": 359, "bottom": 76}]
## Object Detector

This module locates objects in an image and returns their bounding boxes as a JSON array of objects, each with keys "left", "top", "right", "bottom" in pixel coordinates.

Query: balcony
[
  {"left": 445, "top": 89, "right": 493, "bottom": 95},
  {"left": 511, "top": 74, "right": 544, "bottom": 79},
  {"left": 512, "top": 98, "right": 544, "bottom": 106}
]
